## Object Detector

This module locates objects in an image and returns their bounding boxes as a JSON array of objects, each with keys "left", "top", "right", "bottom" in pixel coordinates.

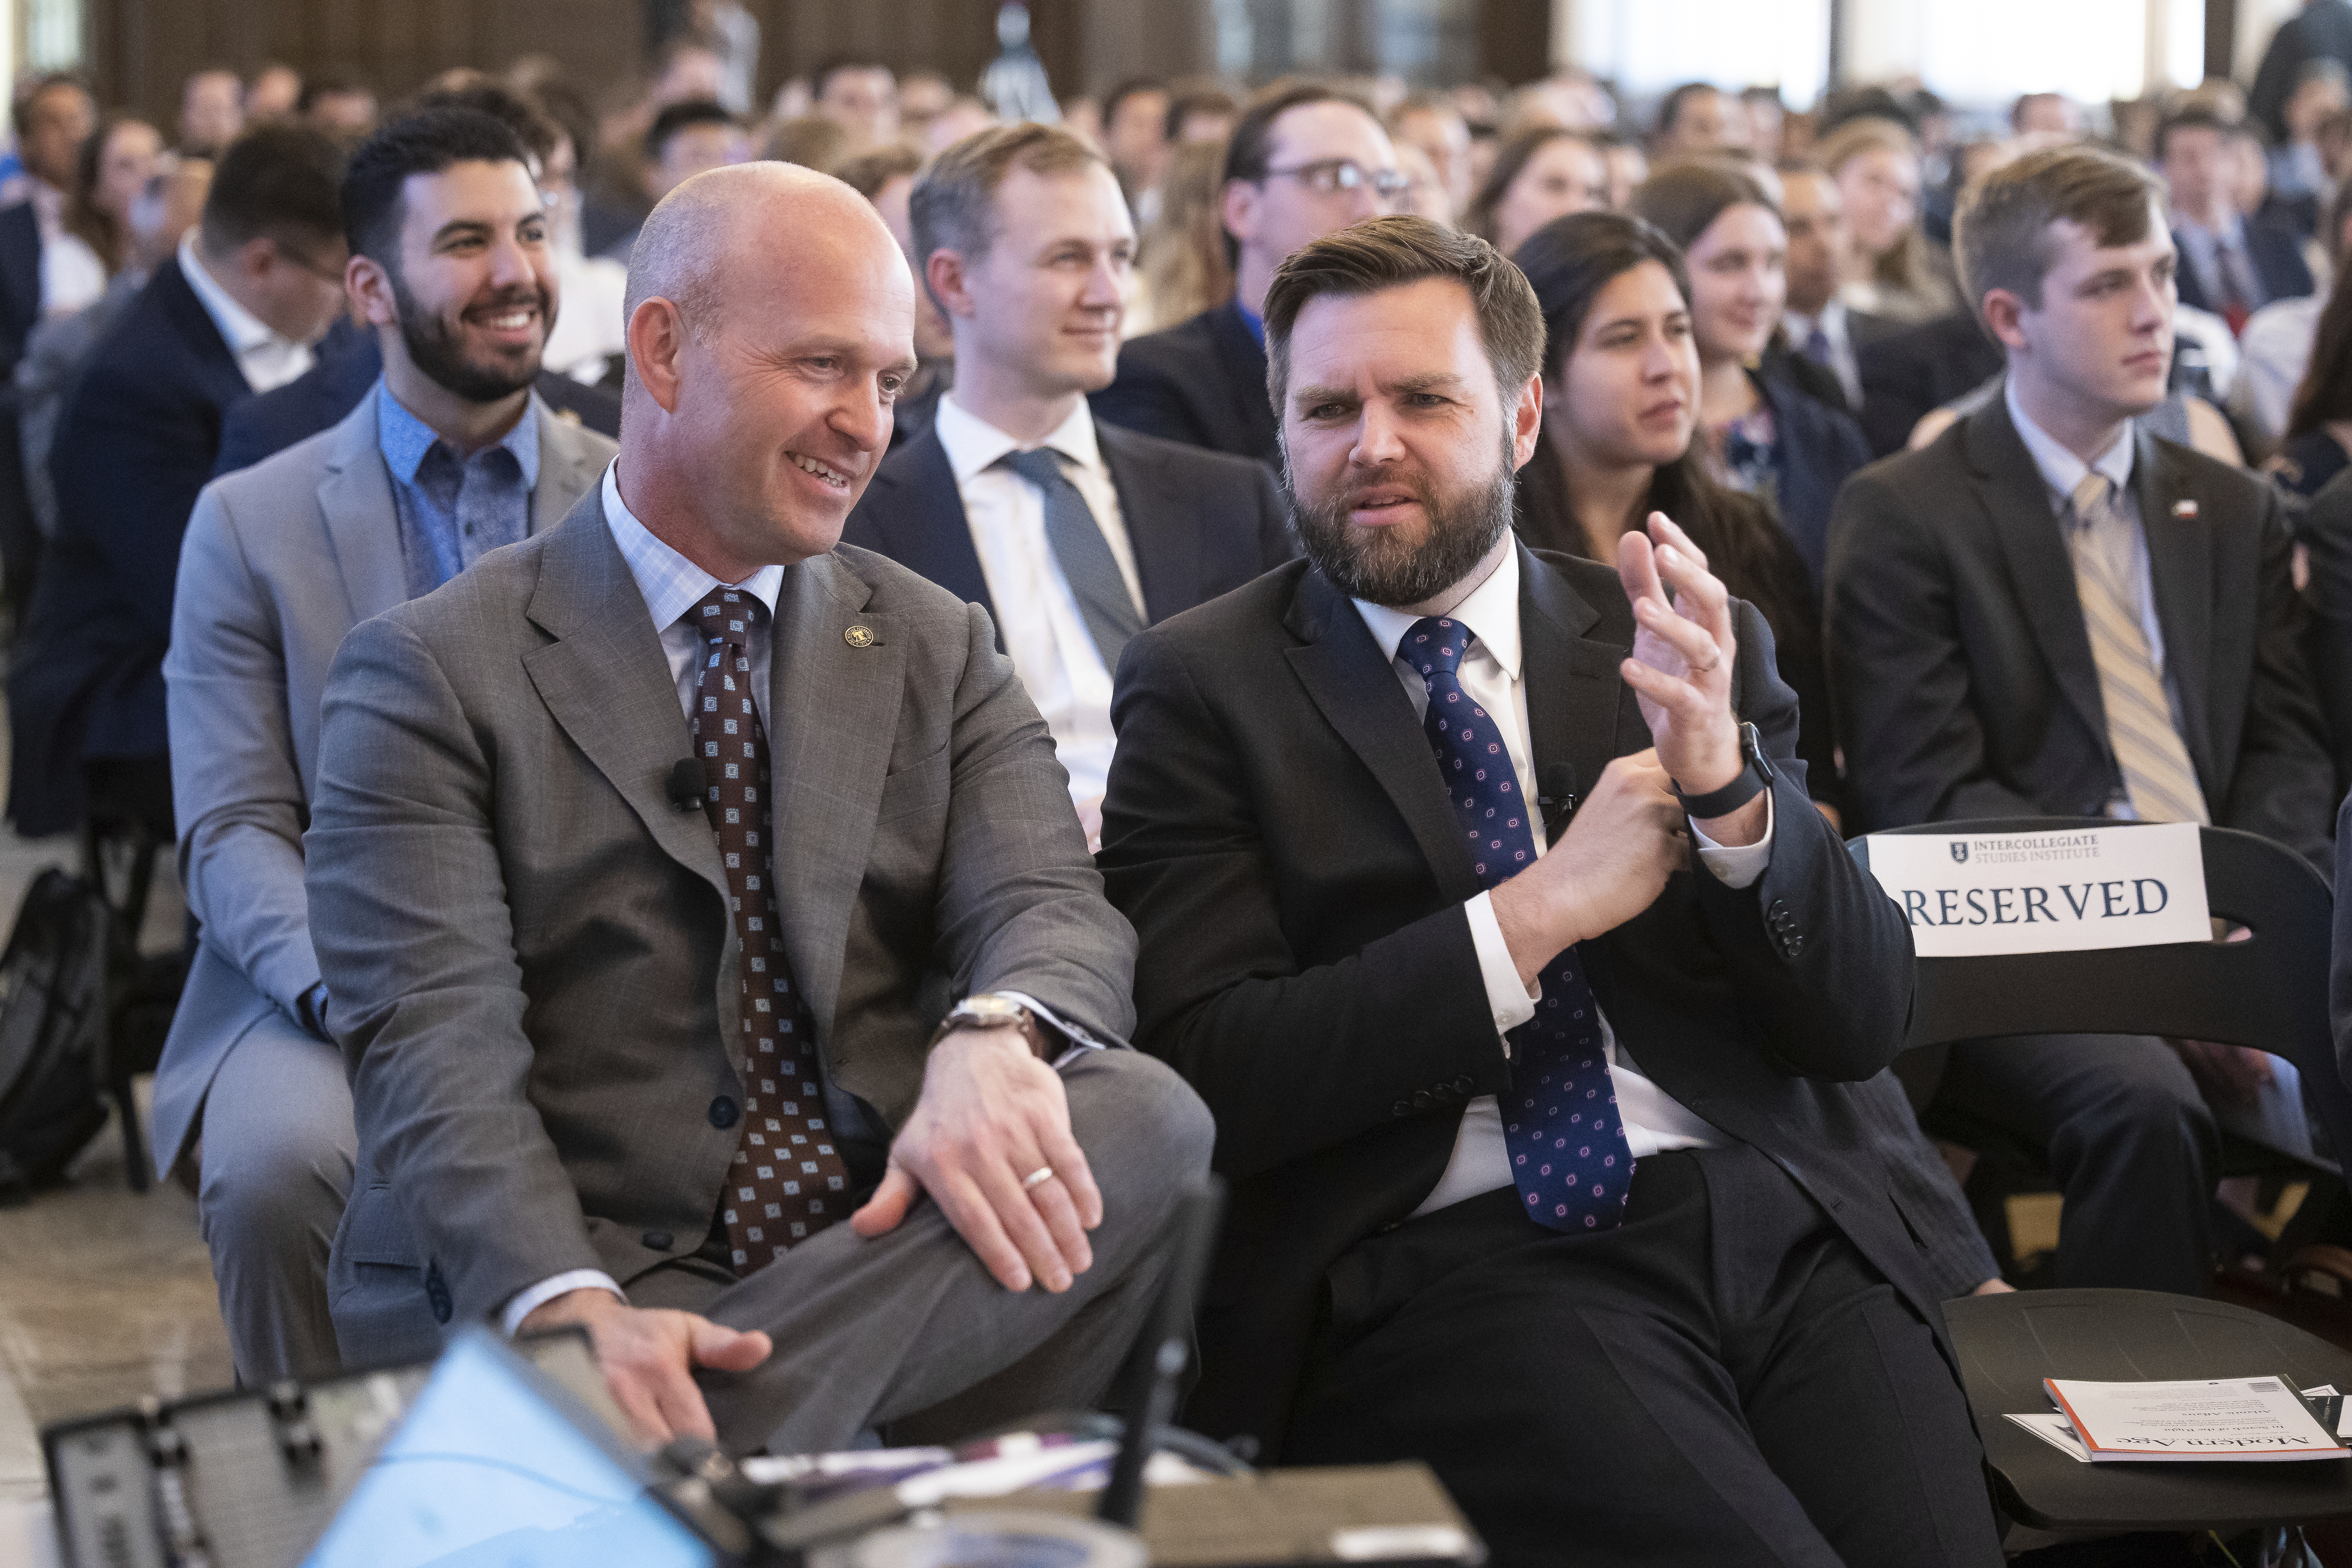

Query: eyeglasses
[{"left": 1262, "top": 159, "right": 1411, "bottom": 202}]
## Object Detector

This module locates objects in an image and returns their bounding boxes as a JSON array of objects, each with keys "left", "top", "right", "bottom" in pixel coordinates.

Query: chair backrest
[{"left": 1848, "top": 817, "right": 2349, "bottom": 1160}]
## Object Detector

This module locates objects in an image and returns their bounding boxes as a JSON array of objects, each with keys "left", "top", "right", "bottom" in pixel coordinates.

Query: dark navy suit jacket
[
  {"left": 2172, "top": 219, "right": 2316, "bottom": 318},
  {"left": 212, "top": 319, "right": 620, "bottom": 477},
  {"left": 1091, "top": 299, "right": 1278, "bottom": 466},
  {"left": 8, "top": 256, "right": 249, "bottom": 834},
  {"left": 840, "top": 419, "right": 1294, "bottom": 641},
  {"left": 0, "top": 200, "right": 42, "bottom": 379},
  {"left": 1754, "top": 359, "right": 1872, "bottom": 587}
]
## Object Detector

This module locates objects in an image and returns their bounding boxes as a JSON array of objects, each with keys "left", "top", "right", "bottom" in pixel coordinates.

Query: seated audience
[
  {"left": 301, "top": 76, "right": 380, "bottom": 140},
  {"left": 1097, "top": 213, "right": 2002, "bottom": 1566},
  {"left": 18, "top": 158, "right": 211, "bottom": 541},
  {"left": 2011, "top": 92, "right": 2083, "bottom": 138},
  {"left": 814, "top": 57, "right": 898, "bottom": 153},
  {"left": 1649, "top": 82, "right": 1749, "bottom": 158},
  {"left": 1166, "top": 86, "right": 1239, "bottom": 148},
  {"left": 1388, "top": 93, "right": 1474, "bottom": 218},
  {"left": 842, "top": 125, "right": 1289, "bottom": 842},
  {"left": 46, "top": 115, "right": 163, "bottom": 319},
  {"left": 1816, "top": 115, "right": 1954, "bottom": 322},
  {"left": 2269, "top": 61, "right": 2348, "bottom": 219},
  {"left": 1742, "top": 87, "right": 1786, "bottom": 161},
  {"left": 2163, "top": 108, "right": 2315, "bottom": 332},
  {"left": 1094, "top": 83, "right": 1403, "bottom": 466},
  {"left": 1778, "top": 159, "right": 1894, "bottom": 413},
  {"left": 8, "top": 124, "right": 348, "bottom": 841},
  {"left": 2251, "top": 0, "right": 2352, "bottom": 143},
  {"left": 834, "top": 144, "right": 952, "bottom": 445},
  {"left": 246, "top": 62, "right": 302, "bottom": 123},
  {"left": 1631, "top": 162, "right": 1871, "bottom": 584},
  {"left": 178, "top": 66, "right": 246, "bottom": 158},
  {"left": 1462, "top": 126, "right": 1607, "bottom": 258},
  {"left": 155, "top": 108, "right": 615, "bottom": 1384},
  {"left": 598, "top": 99, "right": 750, "bottom": 261},
  {"left": 1101, "top": 78, "right": 1171, "bottom": 225},
  {"left": 1131, "top": 139, "right": 1235, "bottom": 338},
  {"left": 1511, "top": 210, "right": 1840, "bottom": 816},
  {"left": 303, "top": 161, "right": 1211, "bottom": 1450},
  {"left": 1826, "top": 145, "right": 2336, "bottom": 1296},
  {"left": 1598, "top": 132, "right": 1647, "bottom": 211},
  {"left": 1392, "top": 143, "right": 1454, "bottom": 228},
  {"left": 2237, "top": 185, "right": 2352, "bottom": 459},
  {"left": 2270, "top": 230, "right": 2352, "bottom": 503}
]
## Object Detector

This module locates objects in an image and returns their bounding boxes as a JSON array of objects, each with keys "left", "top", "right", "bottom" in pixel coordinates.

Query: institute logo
[{"left": 1950, "top": 842, "right": 1970, "bottom": 864}]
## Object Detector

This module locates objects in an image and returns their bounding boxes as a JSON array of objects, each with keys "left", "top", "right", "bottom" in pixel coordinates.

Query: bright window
[{"left": 1568, "top": 0, "right": 1833, "bottom": 108}]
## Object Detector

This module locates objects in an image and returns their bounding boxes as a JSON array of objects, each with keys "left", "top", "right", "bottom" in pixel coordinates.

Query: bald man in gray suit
[{"left": 306, "top": 162, "right": 1210, "bottom": 1453}]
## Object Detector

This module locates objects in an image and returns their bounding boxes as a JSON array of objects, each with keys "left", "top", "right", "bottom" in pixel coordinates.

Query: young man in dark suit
[
  {"left": 1091, "top": 83, "right": 1405, "bottom": 466},
  {"left": 2161, "top": 109, "right": 2314, "bottom": 330},
  {"left": 1827, "top": 146, "right": 2337, "bottom": 1296},
  {"left": 1100, "top": 215, "right": 2001, "bottom": 1567},
  {"left": 843, "top": 125, "right": 1291, "bottom": 842},
  {"left": 8, "top": 123, "right": 348, "bottom": 840}
]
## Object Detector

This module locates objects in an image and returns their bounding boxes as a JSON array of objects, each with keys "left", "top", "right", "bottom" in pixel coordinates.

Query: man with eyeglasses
[
  {"left": 9, "top": 123, "right": 348, "bottom": 846},
  {"left": 1094, "top": 83, "right": 1404, "bottom": 467}
]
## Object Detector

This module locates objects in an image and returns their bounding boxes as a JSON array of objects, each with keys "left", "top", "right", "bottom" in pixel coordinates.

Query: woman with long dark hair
[
  {"left": 1463, "top": 125, "right": 1609, "bottom": 258},
  {"left": 48, "top": 114, "right": 161, "bottom": 314},
  {"left": 1512, "top": 209, "right": 1842, "bottom": 818},
  {"left": 2275, "top": 256, "right": 2352, "bottom": 499}
]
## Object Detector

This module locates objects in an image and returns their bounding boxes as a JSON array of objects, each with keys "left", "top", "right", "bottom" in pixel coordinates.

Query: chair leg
[{"left": 116, "top": 1068, "right": 148, "bottom": 1193}]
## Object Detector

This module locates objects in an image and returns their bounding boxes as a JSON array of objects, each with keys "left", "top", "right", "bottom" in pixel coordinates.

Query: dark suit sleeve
[
  {"left": 51, "top": 355, "right": 225, "bottom": 643},
  {"left": 1691, "top": 603, "right": 1916, "bottom": 1082},
  {"left": 1092, "top": 342, "right": 1214, "bottom": 450},
  {"left": 1825, "top": 466, "right": 2046, "bottom": 830},
  {"left": 1101, "top": 633, "right": 1512, "bottom": 1179},
  {"left": 2216, "top": 483, "right": 2337, "bottom": 875}
]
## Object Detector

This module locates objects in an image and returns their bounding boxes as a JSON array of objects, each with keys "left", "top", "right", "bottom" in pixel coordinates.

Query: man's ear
[
  {"left": 345, "top": 253, "right": 394, "bottom": 329},
  {"left": 1980, "top": 288, "right": 2030, "bottom": 353},
  {"left": 627, "top": 296, "right": 688, "bottom": 414},
  {"left": 925, "top": 248, "right": 974, "bottom": 321},
  {"left": 1509, "top": 371, "right": 1544, "bottom": 471},
  {"left": 1221, "top": 179, "right": 1258, "bottom": 249}
]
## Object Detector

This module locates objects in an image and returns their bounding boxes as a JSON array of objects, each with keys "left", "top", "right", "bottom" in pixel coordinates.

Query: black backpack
[{"left": 0, "top": 869, "right": 117, "bottom": 1199}]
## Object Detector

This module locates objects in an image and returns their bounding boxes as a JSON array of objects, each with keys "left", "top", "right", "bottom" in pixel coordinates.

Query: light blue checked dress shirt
[{"left": 377, "top": 382, "right": 542, "bottom": 601}]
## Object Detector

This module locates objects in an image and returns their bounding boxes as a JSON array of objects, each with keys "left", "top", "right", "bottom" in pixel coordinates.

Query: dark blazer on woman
[
  {"left": 1515, "top": 439, "right": 1842, "bottom": 813},
  {"left": 1753, "top": 355, "right": 1872, "bottom": 587}
]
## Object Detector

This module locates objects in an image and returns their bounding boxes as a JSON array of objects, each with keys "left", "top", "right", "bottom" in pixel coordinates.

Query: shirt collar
[
  {"left": 1354, "top": 540, "right": 1524, "bottom": 683},
  {"left": 178, "top": 232, "right": 287, "bottom": 360},
  {"left": 26, "top": 179, "right": 62, "bottom": 236},
  {"left": 376, "top": 379, "right": 543, "bottom": 490},
  {"left": 600, "top": 462, "right": 785, "bottom": 633},
  {"left": 933, "top": 392, "right": 1104, "bottom": 486},
  {"left": 2179, "top": 210, "right": 2246, "bottom": 250},
  {"left": 2004, "top": 376, "right": 2134, "bottom": 502}
]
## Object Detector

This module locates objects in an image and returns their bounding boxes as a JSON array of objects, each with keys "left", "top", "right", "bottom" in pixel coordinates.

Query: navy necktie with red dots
[
  {"left": 1404, "top": 615, "right": 1633, "bottom": 1233},
  {"left": 690, "top": 587, "right": 849, "bottom": 1275}
]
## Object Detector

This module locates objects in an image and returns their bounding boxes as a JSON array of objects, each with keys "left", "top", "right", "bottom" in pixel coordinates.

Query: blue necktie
[
  {"left": 1000, "top": 447, "right": 1144, "bottom": 671},
  {"left": 1405, "top": 616, "right": 1633, "bottom": 1233}
]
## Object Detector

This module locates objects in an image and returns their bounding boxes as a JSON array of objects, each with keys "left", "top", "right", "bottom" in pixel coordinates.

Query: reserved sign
[{"left": 1862, "top": 823, "right": 2211, "bottom": 958}]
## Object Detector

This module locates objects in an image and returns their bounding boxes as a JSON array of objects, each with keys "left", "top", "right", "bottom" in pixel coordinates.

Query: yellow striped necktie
[{"left": 2066, "top": 473, "right": 2209, "bottom": 825}]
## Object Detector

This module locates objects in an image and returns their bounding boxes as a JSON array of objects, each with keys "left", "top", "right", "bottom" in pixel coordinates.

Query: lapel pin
[
  {"left": 844, "top": 625, "right": 877, "bottom": 648},
  {"left": 2171, "top": 500, "right": 2199, "bottom": 519}
]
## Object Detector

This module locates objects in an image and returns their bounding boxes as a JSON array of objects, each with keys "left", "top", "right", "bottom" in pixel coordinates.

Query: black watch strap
[{"left": 1674, "top": 722, "right": 1775, "bottom": 820}]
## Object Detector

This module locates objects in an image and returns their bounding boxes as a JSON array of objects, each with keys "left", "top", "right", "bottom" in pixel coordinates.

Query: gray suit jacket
[
  {"left": 152, "top": 390, "right": 614, "bottom": 1175},
  {"left": 306, "top": 490, "right": 1134, "bottom": 1362}
]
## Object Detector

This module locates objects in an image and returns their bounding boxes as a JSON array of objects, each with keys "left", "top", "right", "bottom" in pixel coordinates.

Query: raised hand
[{"left": 1616, "top": 512, "right": 1743, "bottom": 801}]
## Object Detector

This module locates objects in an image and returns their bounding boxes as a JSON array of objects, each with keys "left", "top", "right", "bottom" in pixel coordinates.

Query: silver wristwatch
[{"left": 931, "top": 992, "right": 1051, "bottom": 1059}]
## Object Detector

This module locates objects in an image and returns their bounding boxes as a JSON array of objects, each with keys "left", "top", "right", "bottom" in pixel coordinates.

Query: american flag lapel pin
[{"left": 2172, "top": 499, "right": 2199, "bottom": 519}]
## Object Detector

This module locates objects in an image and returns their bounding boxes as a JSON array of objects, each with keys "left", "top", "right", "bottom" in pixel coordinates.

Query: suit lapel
[
  {"left": 315, "top": 390, "right": 409, "bottom": 624},
  {"left": 1517, "top": 543, "right": 1636, "bottom": 810},
  {"left": 1965, "top": 399, "right": 2111, "bottom": 749},
  {"left": 1100, "top": 425, "right": 1197, "bottom": 623},
  {"left": 1282, "top": 568, "right": 1481, "bottom": 904},
  {"left": 520, "top": 495, "right": 726, "bottom": 901},
  {"left": 868, "top": 431, "right": 994, "bottom": 614},
  {"left": 159, "top": 258, "right": 256, "bottom": 406},
  {"left": 530, "top": 404, "right": 610, "bottom": 531},
  {"left": 765, "top": 553, "right": 904, "bottom": 1043},
  {"left": 2133, "top": 429, "right": 2219, "bottom": 787}
]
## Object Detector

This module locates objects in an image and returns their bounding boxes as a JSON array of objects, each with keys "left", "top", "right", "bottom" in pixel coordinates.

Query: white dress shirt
[
  {"left": 1352, "top": 546, "right": 1775, "bottom": 1218},
  {"left": 2233, "top": 294, "right": 2321, "bottom": 444},
  {"left": 1782, "top": 300, "right": 1862, "bottom": 411},
  {"left": 2003, "top": 380, "right": 2186, "bottom": 821},
  {"left": 175, "top": 232, "right": 315, "bottom": 393},
  {"left": 39, "top": 230, "right": 103, "bottom": 318},
  {"left": 932, "top": 394, "right": 1145, "bottom": 805}
]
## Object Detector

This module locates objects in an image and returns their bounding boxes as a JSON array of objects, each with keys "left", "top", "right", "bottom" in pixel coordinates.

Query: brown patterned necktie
[{"left": 689, "top": 587, "right": 850, "bottom": 1275}]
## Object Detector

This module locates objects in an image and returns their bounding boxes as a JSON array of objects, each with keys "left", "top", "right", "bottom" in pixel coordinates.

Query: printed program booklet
[{"left": 2005, "top": 1377, "right": 2352, "bottom": 1463}]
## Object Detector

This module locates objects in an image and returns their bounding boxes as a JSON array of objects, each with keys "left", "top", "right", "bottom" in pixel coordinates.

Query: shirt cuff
[
  {"left": 996, "top": 992, "right": 1118, "bottom": 1069},
  {"left": 1465, "top": 891, "right": 1539, "bottom": 1036},
  {"left": 500, "top": 1269, "right": 625, "bottom": 1336},
  {"left": 1691, "top": 788, "right": 1774, "bottom": 890}
]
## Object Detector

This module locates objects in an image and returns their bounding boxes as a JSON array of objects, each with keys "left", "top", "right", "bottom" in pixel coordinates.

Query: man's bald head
[
  {"left": 626, "top": 161, "right": 903, "bottom": 350},
  {"left": 616, "top": 159, "right": 920, "bottom": 582}
]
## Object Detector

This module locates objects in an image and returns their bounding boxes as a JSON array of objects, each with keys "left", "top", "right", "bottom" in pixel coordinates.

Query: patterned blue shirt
[{"left": 376, "top": 380, "right": 541, "bottom": 600}]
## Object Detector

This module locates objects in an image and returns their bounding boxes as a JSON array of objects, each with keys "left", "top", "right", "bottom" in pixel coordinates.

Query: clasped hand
[
  {"left": 1489, "top": 513, "right": 1758, "bottom": 985},
  {"left": 521, "top": 1027, "right": 1098, "bottom": 1447}
]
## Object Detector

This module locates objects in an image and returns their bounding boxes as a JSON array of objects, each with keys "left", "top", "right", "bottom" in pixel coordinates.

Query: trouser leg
[
  {"left": 193, "top": 1015, "right": 355, "bottom": 1383},
  {"left": 1935, "top": 1032, "right": 2219, "bottom": 1293},
  {"left": 669, "top": 1049, "right": 1213, "bottom": 1455}
]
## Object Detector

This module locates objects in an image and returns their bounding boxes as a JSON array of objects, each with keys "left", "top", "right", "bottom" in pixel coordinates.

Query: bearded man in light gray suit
[
  {"left": 305, "top": 159, "right": 1211, "bottom": 1453},
  {"left": 158, "top": 108, "right": 615, "bottom": 1383}
]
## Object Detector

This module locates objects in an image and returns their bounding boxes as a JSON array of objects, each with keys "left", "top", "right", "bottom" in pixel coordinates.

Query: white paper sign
[{"left": 1862, "top": 823, "right": 2210, "bottom": 958}]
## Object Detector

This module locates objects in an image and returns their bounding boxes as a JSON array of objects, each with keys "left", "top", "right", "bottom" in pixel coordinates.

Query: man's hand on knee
[
  {"left": 518, "top": 1288, "right": 771, "bottom": 1447},
  {"left": 850, "top": 1028, "right": 1101, "bottom": 1294}
]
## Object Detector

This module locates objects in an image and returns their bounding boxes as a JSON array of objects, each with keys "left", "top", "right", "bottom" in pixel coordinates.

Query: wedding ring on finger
[{"left": 1021, "top": 1165, "right": 1055, "bottom": 1191}]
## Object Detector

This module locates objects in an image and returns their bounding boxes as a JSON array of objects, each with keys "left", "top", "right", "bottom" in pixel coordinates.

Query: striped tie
[{"left": 2066, "top": 473, "right": 2209, "bottom": 825}]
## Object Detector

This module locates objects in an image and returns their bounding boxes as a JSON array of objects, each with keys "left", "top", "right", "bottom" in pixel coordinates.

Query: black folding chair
[{"left": 1850, "top": 817, "right": 2352, "bottom": 1532}]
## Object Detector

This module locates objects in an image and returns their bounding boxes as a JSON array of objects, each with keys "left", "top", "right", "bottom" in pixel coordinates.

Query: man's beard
[
  {"left": 1288, "top": 433, "right": 1518, "bottom": 608},
  {"left": 392, "top": 270, "right": 550, "bottom": 403}
]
